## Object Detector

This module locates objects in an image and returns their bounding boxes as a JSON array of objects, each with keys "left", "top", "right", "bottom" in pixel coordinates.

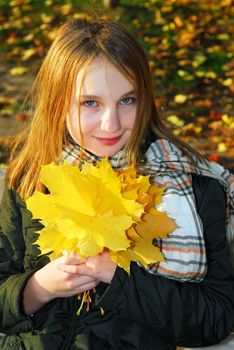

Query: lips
[{"left": 94, "top": 135, "right": 122, "bottom": 146}]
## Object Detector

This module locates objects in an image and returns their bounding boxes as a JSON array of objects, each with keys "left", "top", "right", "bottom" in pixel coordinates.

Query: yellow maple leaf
[
  {"left": 120, "top": 166, "right": 150, "bottom": 196},
  {"left": 26, "top": 159, "right": 176, "bottom": 274},
  {"left": 110, "top": 249, "right": 138, "bottom": 274},
  {"left": 135, "top": 210, "right": 176, "bottom": 239},
  {"left": 126, "top": 226, "right": 141, "bottom": 242},
  {"left": 148, "top": 186, "right": 165, "bottom": 206},
  {"left": 36, "top": 223, "right": 80, "bottom": 260},
  {"left": 131, "top": 239, "right": 164, "bottom": 268}
]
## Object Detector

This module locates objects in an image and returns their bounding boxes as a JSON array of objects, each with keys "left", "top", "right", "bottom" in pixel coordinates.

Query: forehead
[{"left": 75, "top": 57, "right": 135, "bottom": 96}]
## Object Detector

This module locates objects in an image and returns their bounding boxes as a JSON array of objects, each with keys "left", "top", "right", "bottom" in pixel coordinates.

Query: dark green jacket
[{"left": 0, "top": 176, "right": 234, "bottom": 349}]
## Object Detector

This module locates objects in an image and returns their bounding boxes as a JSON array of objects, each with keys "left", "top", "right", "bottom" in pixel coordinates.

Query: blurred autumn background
[{"left": 0, "top": 0, "right": 233, "bottom": 171}]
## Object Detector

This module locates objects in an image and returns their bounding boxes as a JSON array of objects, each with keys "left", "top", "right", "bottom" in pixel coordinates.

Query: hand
[
  {"left": 59, "top": 250, "right": 117, "bottom": 284},
  {"left": 23, "top": 251, "right": 100, "bottom": 314},
  {"left": 35, "top": 252, "right": 99, "bottom": 299}
]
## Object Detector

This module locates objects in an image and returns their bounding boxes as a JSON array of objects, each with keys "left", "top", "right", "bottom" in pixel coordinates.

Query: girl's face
[{"left": 67, "top": 57, "right": 137, "bottom": 157}]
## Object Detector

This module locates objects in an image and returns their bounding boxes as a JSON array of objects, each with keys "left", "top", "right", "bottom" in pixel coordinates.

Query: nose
[{"left": 100, "top": 107, "right": 121, "bottom": 133}]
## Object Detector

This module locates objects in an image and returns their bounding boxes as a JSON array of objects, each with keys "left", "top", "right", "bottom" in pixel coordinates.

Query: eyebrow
[
  {"left": 121, "top": 90, "right": 137, "bottom": 98},
  {"left": 80, "top": 90, "right": 137, "bottom": 100}
]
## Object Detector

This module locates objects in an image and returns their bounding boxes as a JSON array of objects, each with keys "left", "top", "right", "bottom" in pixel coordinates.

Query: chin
[
  {"left": 94, "top": 151, "right": 119, "bottom": 157},
  {"left": 90, "top": 147, "right": 123, "bottom": 158}
]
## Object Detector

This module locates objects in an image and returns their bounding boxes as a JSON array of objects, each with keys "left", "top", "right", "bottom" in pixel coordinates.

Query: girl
[{"left": 0, "top": 18, "right": 234, "bottom": 350}]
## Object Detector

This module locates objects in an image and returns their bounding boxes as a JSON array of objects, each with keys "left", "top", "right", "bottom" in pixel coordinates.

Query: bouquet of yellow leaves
[{"left": 27, "top": 159, "right": 176, "bottom": 275}]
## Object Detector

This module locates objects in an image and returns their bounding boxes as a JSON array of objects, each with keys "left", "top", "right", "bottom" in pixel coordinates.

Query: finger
[
  {"left": 55, "top": 255, "right": 79, "bottom": 265},
  {"left": 69, "top": 251, "right": 80, "bottom": 260},
  {"left": 58, "top": 262, "right": 87, "bottom": 274},
  {"left": 62, "top": 256, "right": 83, "bottom": 266},
  {"left": 73, "top": 275, "right": 98, "bottom": 286},
  {"left": 75, "top": 264, "right": 95, "bottom": 276},
  {"left": 65, "top": 275, "right": 99, "bottom": 290},
  {"left": 74, "top": 280, "right": 100, "bottom": 293}
]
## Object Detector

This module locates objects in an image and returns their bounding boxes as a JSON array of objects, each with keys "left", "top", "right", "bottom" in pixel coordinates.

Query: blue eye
[
  {"left": 120, "top": 97, "right": 135, "bottom": 105},
  {"left": 84, "top": 100, "right": 97, "bottom": 107}
]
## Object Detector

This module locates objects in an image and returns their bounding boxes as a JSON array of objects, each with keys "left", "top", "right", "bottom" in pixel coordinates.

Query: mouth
[{"left": 94, "top": 135, "right": 122, "bottom": 146}]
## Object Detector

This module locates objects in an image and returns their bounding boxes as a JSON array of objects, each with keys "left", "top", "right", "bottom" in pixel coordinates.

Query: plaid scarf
[{"left": 63, "top": 138, "right": 234, "bottom": 282}]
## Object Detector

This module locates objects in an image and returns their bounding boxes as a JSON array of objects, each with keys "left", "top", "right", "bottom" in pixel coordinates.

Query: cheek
[
  {"left": 124, "top": 108, "right": 137, "bottom": 129},
  {"left": 79, "top": 111, "right": 97, "bottom": 134}
]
